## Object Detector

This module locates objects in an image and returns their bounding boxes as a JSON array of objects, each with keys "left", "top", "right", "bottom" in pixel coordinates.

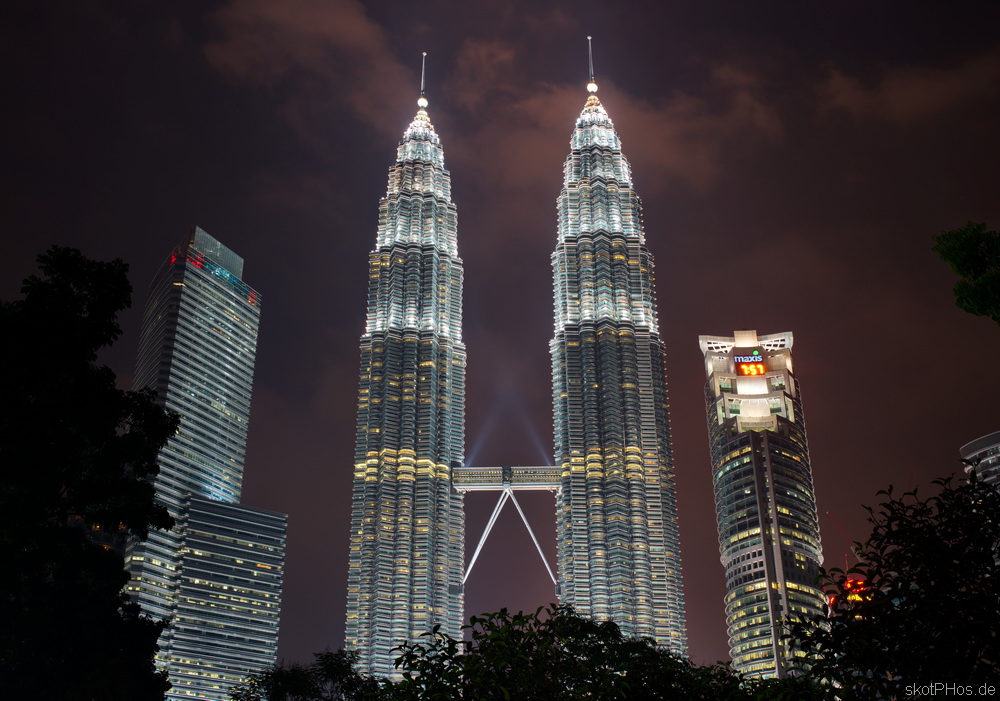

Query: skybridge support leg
[
  {"left": 463, "top": 487, "right": 558, "bottom": 587},
  {"left": 507, "top": 490, "right": 558, "bottom": 586},
  {"left": 464, "top": 490, "right": 510, "bottom": 584}
]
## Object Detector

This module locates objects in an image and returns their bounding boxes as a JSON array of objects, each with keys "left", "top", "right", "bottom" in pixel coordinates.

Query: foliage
[
  {"left": 233, "top": 605, "right": 831, "bottom": 700},
  {"left": 230, "top": 662, "right": 319, "bottom": 701},
  {"left": 229, "top": 649, "right": 384, "bottom": 701},
  {"left": 0, "top": 247, "right": 180, "bottom": 700},
  {"left": 933, "top": 220, "right": 1000, "bottom": 326},
  {"left": 788, "top": 474, "right": 1000, "bottom": 698},
  {"left": 386, "top": 605, "right": 753, "bottom": 700},
  {"left": 749, "top": 677, "right": 827, "bottom": 701}
]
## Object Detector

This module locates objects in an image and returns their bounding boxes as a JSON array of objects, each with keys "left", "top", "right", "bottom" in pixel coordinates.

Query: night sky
[{"left": 3, "top": 0, "right": 999, "bottom": 668}]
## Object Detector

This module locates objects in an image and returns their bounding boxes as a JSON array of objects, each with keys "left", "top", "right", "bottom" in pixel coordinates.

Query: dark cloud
[
  {"left": 818, "top": 50, "right": 1000, "bottom": 123},
  {"left": 205, "top": 0, "right": 413, "bottom": 139}
]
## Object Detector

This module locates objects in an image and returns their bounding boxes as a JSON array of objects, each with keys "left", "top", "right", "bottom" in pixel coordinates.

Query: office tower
[
  {"left": 961, "top": 430, "right": 1000, "bottom": 487},
  {"left": 698, "top": 330, "right": 824, "bottom": 678},
  {"left": 346, "top": 90, "right": 466, "bottom": 675},
  {"left": 126, "top": 228, "right": 286, "bottom": 700},
  {"left": 549, "top": 72, "right": 686, "bottom": 653},
  {"left": 167, "top": 497, "right": 286, "bottom": 697}
]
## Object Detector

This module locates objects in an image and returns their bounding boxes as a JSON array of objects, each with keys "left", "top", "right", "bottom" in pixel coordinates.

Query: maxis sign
[{"left": 734, "top": 350, "right": 766, "bottom": 376}]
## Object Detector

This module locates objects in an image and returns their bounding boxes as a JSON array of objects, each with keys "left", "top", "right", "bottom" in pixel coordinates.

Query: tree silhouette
[
  {"left": 0, "top": 247, "right": 179, "bottom": 700},
  {"left": 788, "top": 475, "right": 1000, "bottom": 698},
  {"left": 229, "top": 649, "right": 382, "bottom": 701},
  {"left": 232, "top": 605, "right": 827, "bottom": 700},
  {"left": 933, "top": 220, "right": 1000, "bottom": 326},
  {"left": 392, "top": 605, "right": 751, "bottom": 700}
]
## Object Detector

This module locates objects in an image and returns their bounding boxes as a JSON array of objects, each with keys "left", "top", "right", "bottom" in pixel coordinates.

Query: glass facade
[
  {"left": 168, "top": 497, "right": 286, "bottom": 699},
  {"left": 346, "top": 97, "right": 466, "bottom": 676},
  {"left": 698, "top": 330, "right": 824, "bottom": 677},
  {"left": 125, "top": 227, "right": 286, "bottom": 699},
  {"left": 550, "top": 84, "right": 686, "bottom": 653}
]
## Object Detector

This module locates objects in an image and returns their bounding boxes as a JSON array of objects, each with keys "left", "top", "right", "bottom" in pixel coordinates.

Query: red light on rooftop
[{"left": 829, "top": 578, "right": 868, "bottom": 610}]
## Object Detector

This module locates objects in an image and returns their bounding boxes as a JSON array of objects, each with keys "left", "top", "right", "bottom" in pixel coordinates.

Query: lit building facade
[
  {"left": 550, "top": 78, "right": 686, "bottom": 653},
  {"left": 698, "top": 330, "right": 824, "bottom": 677},
  {"left": 167, "top": 497, "right": 286, "bottom": 697},
  {"left": 961, "top": 430, "right": 1000, "bottom": 488},
  {"left": 126, "top": 228, "right": 286, "bottom": 700},
  {"left": 346, "top": 93, "right": 466, "bottom": 676}
]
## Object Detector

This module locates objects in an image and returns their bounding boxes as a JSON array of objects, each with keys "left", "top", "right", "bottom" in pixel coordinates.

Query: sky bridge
[{"left": 453, "top": 465, "right": 561, "bottom": 589}]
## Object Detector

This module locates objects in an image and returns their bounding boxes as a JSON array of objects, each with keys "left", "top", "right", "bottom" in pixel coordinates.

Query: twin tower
[{"left": 346, "top": 73, "right": 686, "bottom": 674}]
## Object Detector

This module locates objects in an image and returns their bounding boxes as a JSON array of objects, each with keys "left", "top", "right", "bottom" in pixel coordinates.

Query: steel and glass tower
[
  {"left": 698, "top": 330, "right": 824, "bottom": 678},
  {"left": 550, "top": 63, "right": 686, "bottom": 653},
  {"left": 346, "top": 85, "right": 466, "bottom": 676},
  {"left": 126, "top": 228, "right": 286, "bottom": 700}
]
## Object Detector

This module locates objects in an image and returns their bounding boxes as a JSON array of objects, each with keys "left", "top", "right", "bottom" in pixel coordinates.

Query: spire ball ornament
[
  {"left": 417, "top": 96, "right": 428, "bottom": 108},
  {"left": 587, "top": 81, "right": 598, "bottom": 93}
]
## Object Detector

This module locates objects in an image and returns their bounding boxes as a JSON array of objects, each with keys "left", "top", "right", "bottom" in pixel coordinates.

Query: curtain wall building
[
  {"left": 126, "top": 228, "right": 287, "bottom": 700},
  {"left": 550, "top": 76, "right": 686, "bottom": 653},
  {"left": 346, "top": 92, "right": 467, "bottom": 676},
  {"left": 698, "top": 330, "right": 824, "bottom": 678}
]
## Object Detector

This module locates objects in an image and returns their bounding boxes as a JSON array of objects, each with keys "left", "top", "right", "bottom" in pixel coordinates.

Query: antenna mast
[
  {"left": 587, "top": 36, "right": 595, "bottom": 82},
  {"left": 420, "top": 52, "right": 427, "bottom": 97},
  {"left": 418, "top": 52, "right": 428, "bottom": 108},
  {"left": 586, "top": 36, "right": 598, "bottom": 93}
]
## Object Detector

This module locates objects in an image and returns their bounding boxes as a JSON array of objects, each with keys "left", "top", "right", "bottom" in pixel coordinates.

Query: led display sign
[{"left": 734, "top": 350, "right": 765, "bottom": 376}]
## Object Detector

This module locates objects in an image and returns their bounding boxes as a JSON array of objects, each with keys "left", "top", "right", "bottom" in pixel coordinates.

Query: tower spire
[
  {"left": 586, "top": 36, "right": 598, "bottom": 93},
  {"left": 418, "top": 52, "right": 428, "bottom": 108}
]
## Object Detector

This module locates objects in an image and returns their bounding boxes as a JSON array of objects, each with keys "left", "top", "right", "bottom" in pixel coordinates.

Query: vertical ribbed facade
[
  {"left": 125, "top": 228, "right": 286, "bottom": 699},
  {"left": 698, "top": 330, "right": 824, "bottom": 678},
  {"left": 550, "top": 87, "right": 686, "bottom": 653},
  {"left": 347, "top": 99, "right": 466, "bottom": 676}
]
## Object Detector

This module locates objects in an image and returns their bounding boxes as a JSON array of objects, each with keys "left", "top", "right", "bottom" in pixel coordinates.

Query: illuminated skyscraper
[
  {"left": 346, "top": 86, "right": 466, "bottom": 676},
  {"left": 126, "top": 228, "right": 286, "bottom": 700},
  {"left": 549, "top": 65, "right": 686, "bottom": 653},
  {"left": 698, "top": 330, "right": 824, "bottom": 678}
]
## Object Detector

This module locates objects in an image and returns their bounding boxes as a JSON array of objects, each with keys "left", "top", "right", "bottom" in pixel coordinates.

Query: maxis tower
[
  {"left": 698, "top": 330, "right": 824, "bottom": 677},
  {"left": 550, "top": 69, "right": 686, "bottom": 653},
  {"left": 346, "top": 87, "right": 466, "bottom": 676}
]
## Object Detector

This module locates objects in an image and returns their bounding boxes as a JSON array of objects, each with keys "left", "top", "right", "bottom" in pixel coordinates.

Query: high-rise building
[
  {"left": 698, "top": 330, "right": 824, "bottom": 678},
  {"left": 126, "top": 227, "right": 286, "bottom": 700},
  {"left": 961, "top": 430, "right": 1000, "bottom": 487},
  {"left": 346, "top": 90, "right": 466, "bottom": 676},
  {"left": 549, "top": 72, "right": 686, "bottom": 653},
  {"left": 167, "top": 497, "right": 286, "bottom": 698}
]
